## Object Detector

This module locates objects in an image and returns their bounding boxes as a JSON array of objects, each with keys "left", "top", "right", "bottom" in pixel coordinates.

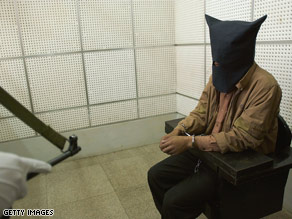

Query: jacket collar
[{"left": 235, "top": 62, "right": 257, "bottom": 90}]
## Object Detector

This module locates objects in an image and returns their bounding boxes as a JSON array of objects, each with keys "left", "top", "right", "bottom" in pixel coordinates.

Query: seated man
[{"left": 148, "top": 14, "right": 282, "bottom": 219}]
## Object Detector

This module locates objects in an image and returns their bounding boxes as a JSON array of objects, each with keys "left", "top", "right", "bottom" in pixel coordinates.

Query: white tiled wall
[
  {"left": 176, "top": 46, "right": 205, "bottom": 99},
  {"left": 0, "top": 117, "right": 35, "bottom": 142},
  {"left": 136, "top": 47, "right": 176, "bottom": 98},
  {"left": 139, "top": 94, "right": 176, "bottom": 118},
  {"left": 254, "top": 0, "right": 292, "bottom": 41},
  {"left": 79, "top": 0, "right": 133, "bottom": 50},
  {"left": 133, "top": 0, "right": 175, "bottom": 47},
  {"left": 0, "top": 0, "right": 176, "bottom": 142},
  {"left": 0, "top": 1, "right": 22, "bottom": 58},
  {"left": 175, "top": 0, "right": 205, "bottom": 44},
  {"left": 0, "top": 59, "right": 31, "bottom": 118},
  {"left": 90, "top": 100, "right": 138, "bottom": 126},
  {"left": 36, "top": 107, "right": 89, "bottom": 133},
  {"left": 84, "top": 50, "right": 136, "bottom": 104},
  {"left": 255, "top": 44, "right": 292, "bottom": 126},
  {"left": 26, "top": 54, "right": 87, "bottom": 112},
  {"left": 17, "top": 0, "right": 80, "bottom": 55},
  {"left": 1, "top": 0, "right": 291, "bottom": 143},
  {"left": 176, "top": 94, "right": 198, "bottom": 116}
]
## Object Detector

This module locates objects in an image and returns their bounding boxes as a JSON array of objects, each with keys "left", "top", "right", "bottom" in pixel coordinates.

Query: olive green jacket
[{"left": 175, "top": 62, "right": 282, "bottom": 154}]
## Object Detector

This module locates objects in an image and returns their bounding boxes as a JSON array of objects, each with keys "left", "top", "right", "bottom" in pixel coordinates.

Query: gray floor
[{"left": 12, "top": 143, "right": 292, "bottom": 219}]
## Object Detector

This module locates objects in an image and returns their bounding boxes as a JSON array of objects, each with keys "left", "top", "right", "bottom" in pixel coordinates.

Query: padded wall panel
[
  {"left": 26, "top": 54, "right": 87, "bottom": 112},
  {"left": 79, "top": 0, "right": 133, "bottom": 50},
  {"left": 85, "top": 50, "right": 136, "bottom": 104},
  {"left": 255, "top": 44, "right": 292, "bottom": 127},
  {"left": 17, "top": 0, "right": 80, "bottom": 55},
  {"left": 205, "top": 0, "right": 252, "bottom": 42},
  {"left": 175, "top": 0, "right": 205, "bottom": 44},
  {"left": 176, "top": 46, "right": 205, "bottom": 99},
  {"left": 139, "top": 94, "right": 176, "bottom": 118},
  {"left": 254, "top": 0, "right": 292, "bottom": 41},
  {"left": 176, "top": 94, "right": 198, "bottom": 116},
  {"left": 0, "top": 59, "right": 31, "bottom": 118},
  {"left": 133, "top": 0, "right": 175, "bottom": 46},
  {"left": 136, "top": 47, "right": 176, "bottom": 97},
  {"left": 0, "top": 117, "right": 35, "bottom": 142},
  {"left": 90, "top": 100, "right": 138, "bottom": 126},
  {"left": 205, "top": 45, "right": 212, "bottom": 85},
  {"left": 37, "top": 107, "right": 89, "bottom": 132},
  {"left": 0, "top": 0, "right": 22, "bottom": 58}
]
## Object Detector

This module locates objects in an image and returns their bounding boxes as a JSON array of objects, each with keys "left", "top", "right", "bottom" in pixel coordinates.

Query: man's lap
[{"left": 149, "top": 150, "right": 217, "bottom": 202}]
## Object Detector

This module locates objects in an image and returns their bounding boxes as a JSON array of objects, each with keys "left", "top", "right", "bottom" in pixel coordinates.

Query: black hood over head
[{"left": 205, "top": 14, "right": 267, "bottom": 93}]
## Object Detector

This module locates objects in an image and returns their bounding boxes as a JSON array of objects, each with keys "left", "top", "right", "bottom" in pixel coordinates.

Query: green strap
[{"left": 0, "top": 86, "right": 66, "bottom": 150}]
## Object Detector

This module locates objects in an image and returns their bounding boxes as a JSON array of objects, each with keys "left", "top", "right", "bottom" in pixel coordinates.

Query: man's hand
[
  {"left": 160, "top": 129, "right": 181, "bottom": 141},
  {"left": 159, "top": 136, "right": 192, "bottom": 155},
  {"left": 0, "top": 152, "right": 52, "bottom": 216}
]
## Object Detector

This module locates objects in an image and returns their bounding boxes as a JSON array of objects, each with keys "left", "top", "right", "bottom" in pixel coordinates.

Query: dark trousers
[{"left": 147, "top": 150, "right": 218, "bottom": 219}]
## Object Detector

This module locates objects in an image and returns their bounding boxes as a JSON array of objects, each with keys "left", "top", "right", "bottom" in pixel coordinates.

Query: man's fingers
[
  {"left": 161, "top": 134, "right": 171, "bottom": 142},
  {"left": 160, "top": 135, "right": 169, "bottom": 147},
  {"left": 164, "top": 134, "right": 172, "bottom": 139},
  {"left": 20, "top": 157, "right": 52, "bottom": 174},
  {"left": 166, "top": 147, "right": 177, "bottom": 155},
  {"left": 162, "top": 145, "right": 173, "bottom": 154},
  {"left": 160, "top": 139, "right": 171, "bottom": 150}
]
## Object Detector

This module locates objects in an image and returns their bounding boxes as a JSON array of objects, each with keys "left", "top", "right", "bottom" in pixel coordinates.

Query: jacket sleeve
[
  {"left": 174, "top": 80, "right": 211, "bottom": 135},
  {"left": 213, "top": 84, "right": 282, "bottom": 153}
]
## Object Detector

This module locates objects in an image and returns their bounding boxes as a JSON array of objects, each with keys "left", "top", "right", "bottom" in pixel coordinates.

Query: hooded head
[{"left": 205, "top": 14, "right": 267, "bottom": 93}]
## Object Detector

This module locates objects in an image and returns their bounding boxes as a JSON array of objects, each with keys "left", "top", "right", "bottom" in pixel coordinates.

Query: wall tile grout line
[
  {"left": 2, "top": 1, "right": 291, "bottom": 143},
  {"left": 251, "top": 0, "right": 254, "bottom": 21},
  {"left": 130, "top": 0, "right": 141, "bottom": 119},
  {"left": 2, "top": 40, "right": 291, "bottom": 63},
  {"left": 0, "top": 45, "right": 176, "bottom": 62},
  {"left": 176, "top": 92, "right": 200, "bottom": 102},
  {"left": 13, "top": 0, "right": 37, "bottom": 137},
  {"left": 0, "top": 93, "right": 176, "bottom": 121},
  {"left": 76, "top": 0, "right": 92, "bottom": 127},
  {"left": 98, "top": 162, "right": 131, "bottom": 219},
  {"left": 0, "top": 112, "right": 178, "bottom": 144}
]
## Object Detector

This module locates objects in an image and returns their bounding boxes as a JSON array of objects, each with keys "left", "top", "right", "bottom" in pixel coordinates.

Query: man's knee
[{"left": 147, "top": 163, "right": 161, "bottom": 184}]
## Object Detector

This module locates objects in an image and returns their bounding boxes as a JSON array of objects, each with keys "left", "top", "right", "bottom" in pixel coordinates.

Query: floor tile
[
  {"left": 197, "top": 213, "right": 208, "bottom": 219},
  {"left": 53, "top": 192, "right": 129, "bottom": 219},
  {"left": 139, "top": 143, "right": 169, "bottom": 168},
  {"left": 141, "top": 143, "right": 161, "bottom": 153},
  {"left": 262, "top": 209, "right": 292, "bottom": 219},
  {"left": 101, "top": 156, "right": 149, "bottom": 190},
  {"left": 142, "top": 150, "right": 169, "bottom": 168},
  {"left": 10, "top": 144, "right": 292, "bottom": 219},
  {"left": 116, "top": 185, "right": 160, "bottom": 219},
  {"left": 97, "top": 146, "right": 146, "bottom": 164},
  {"left": 13, "top": 175, "right": 47, "bottom": 209},
  {"left": 47, "top": 164, "right": 114, "bottom": 207},
  {"left": 12, "top": 175, "right": 48, "bottom": 219},
  {"left": 51, "top": 156, "right": 100, "bottom": 173}
]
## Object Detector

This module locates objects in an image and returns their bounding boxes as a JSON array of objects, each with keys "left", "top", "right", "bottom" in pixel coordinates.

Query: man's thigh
[
  {"left": 149, "top": 150, "right": 200, "bottom": 187},
  {"left": 164, "top": 164, "right": 217, "bottom": 208}
]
